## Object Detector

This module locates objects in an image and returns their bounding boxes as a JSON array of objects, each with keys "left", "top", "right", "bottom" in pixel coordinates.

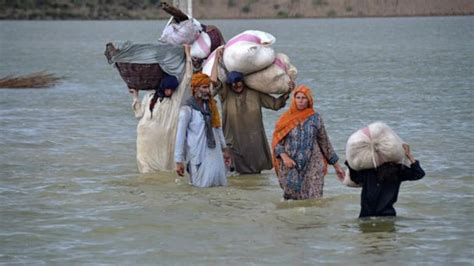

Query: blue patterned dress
[{"left": 274, "top": 113, "right": 339, "bottom": 199}]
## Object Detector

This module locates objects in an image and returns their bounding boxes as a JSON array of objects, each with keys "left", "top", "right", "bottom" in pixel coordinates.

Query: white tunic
[
  {"left": 132, "top": 54, "right": 192, "bottom": 173},
  {"left": 175, "top": 105, "right": 227, "bottom": 187}
]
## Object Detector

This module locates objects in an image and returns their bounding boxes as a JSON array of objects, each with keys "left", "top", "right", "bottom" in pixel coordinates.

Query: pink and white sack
[
  {"left": 345, "top": 122, "right": 409, "bottom": 171},
  {"left": 160, "top": 18, "right": 202, "bottom": 46},
  {"left": 243, "top": 53, "right": 298, "bottom": 94},
  {"left": 223, "top": 30, "right": 276, "bottom": 74},
  {"left": 191, "top": 31, "right": 212, "bottom": 59}
]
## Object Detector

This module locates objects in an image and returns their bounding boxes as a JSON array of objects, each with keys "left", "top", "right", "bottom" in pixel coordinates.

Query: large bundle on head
[
  {"left": 223, "top": 30, "right": 276, "bottom": 74},
  {"left": 191, "top": 25, "right": 226, "bottom": 59},
  {"left": 243, "top": 53, "right": 298, "bottom": 94},
  {"left": 190, "top": 31, "right": 212, "bottom": 59},
  {"left": 105, "top": 41, "right": 185, "bottom": 91},
  {"left": 160, "top": 18, "right": 202, "bottom": 46},
  {"left": 159, "top": 2, "right": 225, "bottom": 61},
  {"left": 114, "top": 63, "right": 164, "bottom": 91},
  {"left": 346, "top": 122, "right": 407, "bottom": 171}
]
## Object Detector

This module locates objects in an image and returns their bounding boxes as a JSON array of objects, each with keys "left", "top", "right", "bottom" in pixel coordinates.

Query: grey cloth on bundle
[{"left": 110, "top": 40, "right": 186, "bottom": 81}]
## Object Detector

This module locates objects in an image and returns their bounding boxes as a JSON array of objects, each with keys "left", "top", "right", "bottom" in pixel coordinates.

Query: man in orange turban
[{"left": 174, "top": 72, "right": 231, "bottom": 187}]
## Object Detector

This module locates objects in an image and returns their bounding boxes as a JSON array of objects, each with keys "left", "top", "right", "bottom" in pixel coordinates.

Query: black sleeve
[
  {"left": 345, "top": 161, "right": 363, "bottom": 184},
  {"left": 400, "top": 160, "right": 425, "bottom": 181}
]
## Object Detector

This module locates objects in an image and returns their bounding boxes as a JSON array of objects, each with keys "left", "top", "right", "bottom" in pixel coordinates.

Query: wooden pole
[{"left": 173, "top": 0, "right": 192, "bottom": 17}]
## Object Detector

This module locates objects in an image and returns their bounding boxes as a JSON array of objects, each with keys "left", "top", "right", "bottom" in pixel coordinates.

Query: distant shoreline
[
  {"left": 1, "top": 0, "right": 473, "bottom": 20},
  {"left": 1, "top": 14, "right": 472, "bottom": 21}
]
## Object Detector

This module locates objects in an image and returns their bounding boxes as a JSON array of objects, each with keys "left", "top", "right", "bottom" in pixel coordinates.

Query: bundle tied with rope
[{"left": 345, "top": 122, "right": 409, "bottom": 171}]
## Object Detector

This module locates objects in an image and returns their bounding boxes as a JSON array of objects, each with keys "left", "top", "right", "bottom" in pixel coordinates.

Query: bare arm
[
  {"left": 210, "top": 47, "right": 226, "bottom": 98},
  {"left": 400, "top": 144, "right": 425, "bottom": 181},
  {"left": 130, "top": 88, "right": 146, "bottom": 119}
]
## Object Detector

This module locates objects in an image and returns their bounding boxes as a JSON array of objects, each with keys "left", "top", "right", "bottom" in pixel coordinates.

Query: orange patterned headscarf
[
  {"left": 271, "top": 85, "right": 327, "bottom": 176},
  {"left": 191, "top": 72, "right": 221, "bottom": 128}
]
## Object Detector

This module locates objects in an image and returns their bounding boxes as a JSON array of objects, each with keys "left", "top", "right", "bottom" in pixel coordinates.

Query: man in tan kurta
[{"left": 217, "top": 74, "right": 291, "bottom": 174}]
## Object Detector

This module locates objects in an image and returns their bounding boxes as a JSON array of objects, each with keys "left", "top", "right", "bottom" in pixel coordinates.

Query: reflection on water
[
  {"left": 1, "top": 17, "right": 473, "bottom": 264},
  {"left": 357, "top": 218, "right": 397, "bottom": 233}
]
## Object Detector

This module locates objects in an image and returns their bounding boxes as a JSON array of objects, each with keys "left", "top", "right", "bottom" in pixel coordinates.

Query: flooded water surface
[{"left": 0, "top": 17, "right": 473, "bottom": 265}]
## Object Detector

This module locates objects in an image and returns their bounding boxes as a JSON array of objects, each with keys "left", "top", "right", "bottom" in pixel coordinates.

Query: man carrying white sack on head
[
  {"left": 174, "top": 72, "right": 230, "bottom": 187},
  {"left": 343, "top": 122, "right": 426, "bottom": 218},
  {"left": 210, "top": 48, "right": 295, "bottom": 175}
]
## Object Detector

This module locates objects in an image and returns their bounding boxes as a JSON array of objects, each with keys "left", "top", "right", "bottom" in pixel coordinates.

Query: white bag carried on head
[
  {"left": 223, "top": 30, "right": 276, "bottom": 74},
  {"left": 160, "top": 19, "right": 201, "bottom": 46},
  {"left": 191, "top": 31, "right": 211, "bottom": 59},
  {"left": 243, "top": 53, "right": 298, "bottom": 94},
  {"left": 346, "top": 122, "right": 408, "bottom": 171}
]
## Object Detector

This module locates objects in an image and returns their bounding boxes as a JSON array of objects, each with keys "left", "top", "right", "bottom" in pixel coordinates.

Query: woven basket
[
  {"left": 115, "top": 63, "right": 164, "bottom": 91},
  {"left": 105, "top": 43, "right": 164, "bottom": 91}
]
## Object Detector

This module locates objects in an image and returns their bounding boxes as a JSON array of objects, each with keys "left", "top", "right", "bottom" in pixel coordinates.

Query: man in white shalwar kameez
[
  {"left": 130, "top": 45, "right": 192, "bottom": 173},
  {"left": 174, "top": 73, "right": 230, "bottom": 187}
]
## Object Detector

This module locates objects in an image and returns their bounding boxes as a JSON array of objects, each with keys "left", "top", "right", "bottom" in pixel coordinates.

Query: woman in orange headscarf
[{"left": 272, "top": 85, "right": 345, "bottom": 200}]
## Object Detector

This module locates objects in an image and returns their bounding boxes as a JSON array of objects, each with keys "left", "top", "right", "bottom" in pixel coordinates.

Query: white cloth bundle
[
  {"left": 346, "top": 122, "right": 407, "bottom": 171},
  {"left": 243, "top": 53, "right": 298, "bottom": 94},
  {"left": 190, "top": 31, "right": 211, "bottom": 59},
  {"left": 160, "top": 19, "right": 201, "bottom": 46},
  {"left": 223, "top": 30, "right": 276, "bottom": 74}
]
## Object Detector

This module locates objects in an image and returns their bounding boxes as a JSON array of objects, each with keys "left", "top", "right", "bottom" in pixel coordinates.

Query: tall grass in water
[{"left": 0, "top": 71, "right": 60, "bottom": 89}]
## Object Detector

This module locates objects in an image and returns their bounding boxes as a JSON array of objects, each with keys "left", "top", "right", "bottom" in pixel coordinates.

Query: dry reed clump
[{"left": 0, "top": 71, "right": 61, "bottom": 89}]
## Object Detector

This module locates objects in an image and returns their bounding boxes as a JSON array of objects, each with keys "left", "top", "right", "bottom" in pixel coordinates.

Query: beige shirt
[{"left": 218, "top": 83, "right": 288, "bottom": 174}]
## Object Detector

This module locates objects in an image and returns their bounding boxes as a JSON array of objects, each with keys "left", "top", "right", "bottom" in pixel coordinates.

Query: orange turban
[
  {"left": 190, "top": 72, "right": 221, "bottom": 128},
  {"left": 191, "top": 72, "right": 211, "bottom": 95}
]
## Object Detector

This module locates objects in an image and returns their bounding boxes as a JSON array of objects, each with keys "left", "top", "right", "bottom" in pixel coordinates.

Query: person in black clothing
[{"left": 346, "top": 144, "right": 425, "bottom": 218}]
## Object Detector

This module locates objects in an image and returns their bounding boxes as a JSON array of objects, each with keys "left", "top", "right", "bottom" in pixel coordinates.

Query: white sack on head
[
  {"left": 346, "top": 122, "right": 407, "bottom": 171},
  {"left": 191, "top": 31, "right": 211, "bottom": 59},
  {"left": 202, "top": 46, "right": 228, "bottom": 82},
  {"left": 223, "top": 30, "right": 276, "bottom": 74},
  {"left": 243, "top": 53, "right": 298, "bottom": 94},
  {"left": 160, "top": 19, "right": 201, "bottom": 46}
]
